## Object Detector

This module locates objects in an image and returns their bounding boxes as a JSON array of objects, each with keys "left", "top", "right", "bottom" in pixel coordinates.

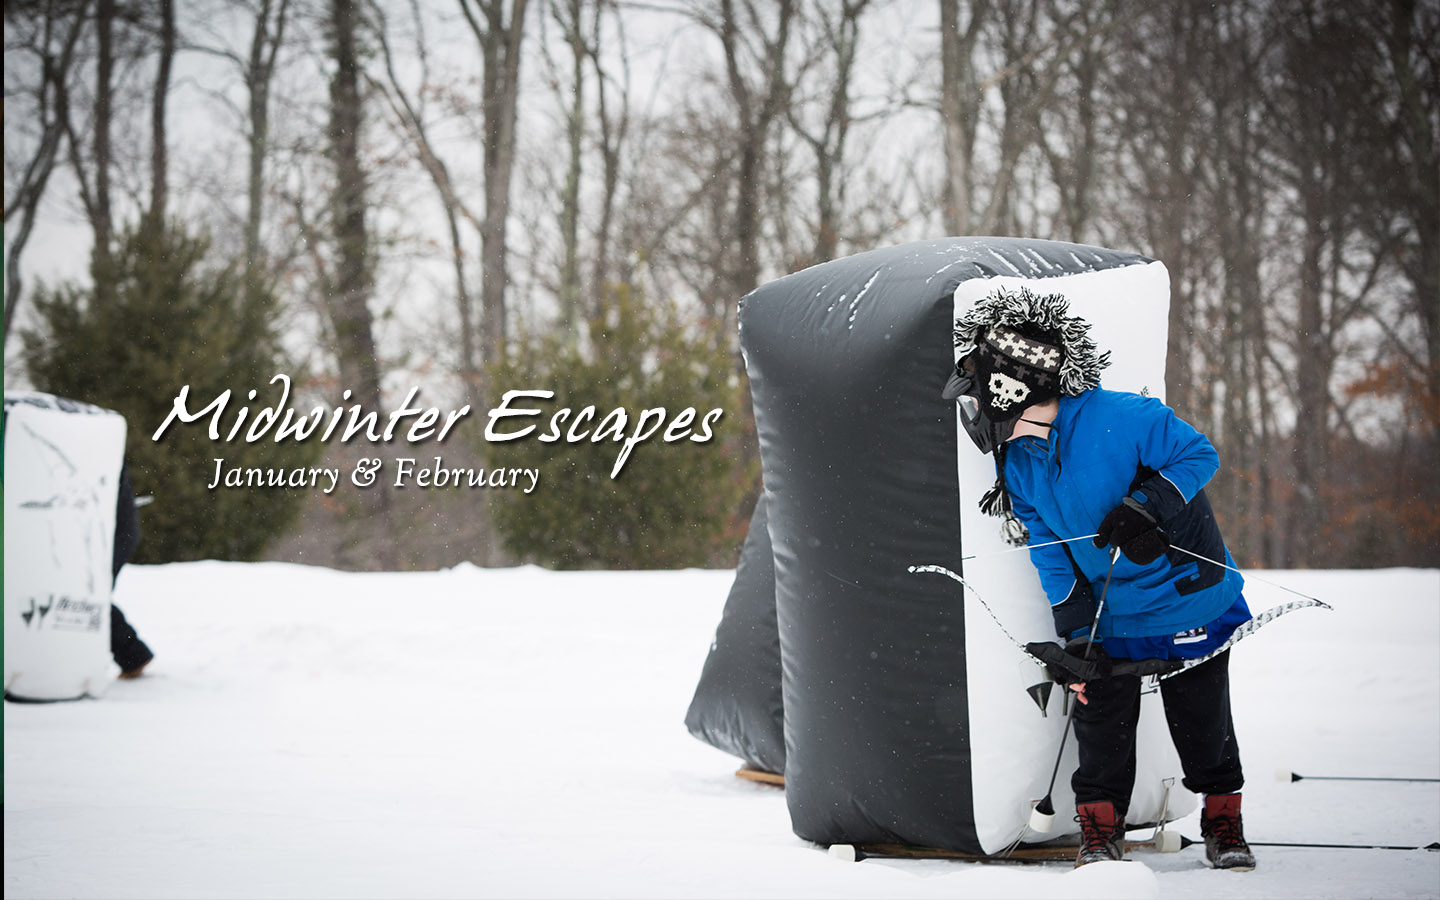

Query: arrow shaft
[
  {"left": 1293, "top": 773, "right": 1440, "bottom": 784},
  {"left": 1251, "top": 840, "right": 1439, "bottom": 851}
]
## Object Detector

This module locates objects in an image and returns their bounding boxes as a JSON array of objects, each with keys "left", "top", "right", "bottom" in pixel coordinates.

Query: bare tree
[
  {"left": 1207, "top": 0, "right": 1275, "bottom": 565},
  {"left": 551, "top": 0, "right": 587, "bottom": 332},
  {"left": 786, "top": 0, "right": 873, "bottom": 265},
  {"left": 370, "top": 0, "right": 484, "bottom": 389},
  {"left": 324, "top": 0, "right": 382, "bottom": 404},
  {"left": 143, "top": 0, "right": 176, "bottom": 231},
  {"left": 1105, "top": 0, "right": 1214, "bottom": 421},
  {"left": 586, "top": 3, "right": 630, "bottom": 310},
  {"left": 690, "top": 0, "right": 797, "bottom": 336},
  {"left": 323, "top": 0, "right": 396, "bottom": 563},
  {"left": 523, "top": 0, "right": 631, "bottom": 328},
  {"left": 1264, "top": 0, "right": 1416, "bottom": 564},
  {"left": 4, "top": 0, "right": 90, "bottom": 340},
  {"left": 1035, "top": 0, "right": 1110, "bottom": 241},
  {"left": 10, "top": 0, "right": 155, "bottom": 312},
  {"left": 242, "top": 0, "right": 292, "bottom": 294},
  {"left": 937, "top": 0, "right": 989, "bottom": 235},
  {"left": 938, "top": 0, "right": 1115, "bottom": 238},
  {"left": 625, "top": 97, "right": 742, "bottom": 318},
  {"left": 185, "top": 0, "right": 296, "bottom": 292},
  {"left": 458, "top": 0, "right": 531, "bottom": 366},
  {"left": 1373, "top": 0, "right": 1439, "bottom": 433},
  {"left": 978, "top": 0, "right": 1072, "bottom": 235},
  {"left": 90, "top": 0, "right": 117, "bottom": 288}
]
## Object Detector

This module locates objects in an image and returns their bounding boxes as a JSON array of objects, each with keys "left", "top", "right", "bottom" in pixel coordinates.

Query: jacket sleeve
[
  {"left": 1123, "top": 396, "right": 1220, "bottom": 525},
  {"left": 1010, "top": 477, "right": 1097, "bottom": 639}
]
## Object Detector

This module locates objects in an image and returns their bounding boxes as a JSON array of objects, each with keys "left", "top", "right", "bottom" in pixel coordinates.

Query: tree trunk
[
  {"left": 327, "top": 0, "right": 394, "bottom": 565},
  {"left": 1057, "top": 19, "right": 1099, "bottom": 240},
  {"left": 558, "top": 0, "right": 585, "bottom": 333},
  {"left": 145, "top": 0, "right": 175, "bottom": 233},
  {"left": 244, "top": 0, "right": 290, "bottom": 298},
  {"left": 1156, "top": 0, "right": 1199, "bottom": 422},
  {"left": 1290, "top": 198, "right": 1330, "bottom": 567},
  {"left": 92, "top": 0, "right": 116, "bottom": 295},
  {"left": 938, "top": 0, "right": 987, "bottom": 235},
  {"left": 327, "top": 0, "right": 381, "bottom": 406},
  {"left": 1210, "top": 0, "right": 1267, "bottom": 564},
  {"left": 460, "top": 0, "right": 530, "bottom": 377},
  {"left": 588, "top": 13, "right": 626, "bottom": 314}
]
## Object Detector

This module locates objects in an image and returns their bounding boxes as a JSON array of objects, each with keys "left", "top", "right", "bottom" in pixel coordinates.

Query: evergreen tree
[
  {"left": 485, "top": 288, "right": 754, "bottom": 569},
  {"left": 22, "top": 222, "right": 319, "bottom": 562}
]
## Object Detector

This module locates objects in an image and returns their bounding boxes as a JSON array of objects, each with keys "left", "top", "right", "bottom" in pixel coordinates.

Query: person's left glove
[{"left": 1094, "top": 496, "right": 1169, "bottom": 564}]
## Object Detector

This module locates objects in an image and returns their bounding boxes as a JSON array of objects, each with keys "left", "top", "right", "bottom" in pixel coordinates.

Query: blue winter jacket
[{"left": 1003, "top": 388, "right": 1245, "bottom": 642}]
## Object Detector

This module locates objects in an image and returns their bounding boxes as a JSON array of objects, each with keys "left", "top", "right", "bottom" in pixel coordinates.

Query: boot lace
[
  {"left": 1206, "top": 812, "right": 1246, "bottom": 850},
  {"left": 1077, "top": 807, "right": 1119, "bottom": 854}
]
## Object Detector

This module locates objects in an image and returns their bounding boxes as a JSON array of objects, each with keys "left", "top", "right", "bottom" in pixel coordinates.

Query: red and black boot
[
  {"left": 1201, "top": 793, "right": 1256, "bottom": 871},
  {"left": 1074, "top": 801, "right": 1126, "bottom": 867}
]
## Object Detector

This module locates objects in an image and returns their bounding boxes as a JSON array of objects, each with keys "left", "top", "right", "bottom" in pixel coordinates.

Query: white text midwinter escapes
[{"left": 152, "top": 373, "right": 725, "bottom": 479}]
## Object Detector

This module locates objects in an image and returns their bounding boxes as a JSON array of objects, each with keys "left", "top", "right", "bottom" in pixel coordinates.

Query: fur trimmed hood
[{"left": 953, "top": 286, "right": 1110, "bottom": 396}]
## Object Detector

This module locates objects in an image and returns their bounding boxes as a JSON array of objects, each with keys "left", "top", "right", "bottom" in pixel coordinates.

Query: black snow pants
[
  {"left": 1071, "top": 650, "right": 1243, "bottom": 817},
  {"left": 110, "top": 463, "right": 153, "bottom": 673}
]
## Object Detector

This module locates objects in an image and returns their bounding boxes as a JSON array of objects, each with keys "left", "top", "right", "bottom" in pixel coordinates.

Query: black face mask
[{"left": 942, "top": 358, "right": 1022, "bottom": 455}]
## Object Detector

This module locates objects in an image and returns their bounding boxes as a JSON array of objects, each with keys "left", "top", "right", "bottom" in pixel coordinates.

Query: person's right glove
[
  {"left": 1094, "top": 496, "right": 1169, "bottom": 565},
  {"left": 1025, "top": 638, "right": 1113, "bottom": 686}
]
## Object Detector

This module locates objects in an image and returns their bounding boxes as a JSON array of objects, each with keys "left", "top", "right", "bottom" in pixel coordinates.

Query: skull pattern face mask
[
  {"left": 942, "top": 322, "right": 1066, "bottom": 453},
  {"left": 941, "top": 352, "right": 1020, "bottom": 454}
]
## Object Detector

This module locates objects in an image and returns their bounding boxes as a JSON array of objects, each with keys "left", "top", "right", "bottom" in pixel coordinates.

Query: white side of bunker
[
  {"left": 4, "top": 392, "right": 127, "bottom": 701},
  {"left": 952, "top": 262, "right": 1197, "bottom": 853}
]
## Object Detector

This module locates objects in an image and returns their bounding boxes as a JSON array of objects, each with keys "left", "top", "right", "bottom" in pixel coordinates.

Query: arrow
[
  {"left": 1284, "top": 771, "right": 1440, "bottom": 784},
  {"left": 1251, "top": 840, "right": 1440, "bottom": 852}
]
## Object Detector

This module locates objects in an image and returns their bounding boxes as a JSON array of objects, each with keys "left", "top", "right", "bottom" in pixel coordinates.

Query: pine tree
[
  {"left": 485, "top": 287, "right": 754, "bottom": 569},
  {"left": 22, "top": 222, "right": 320, "bottom": 562}
]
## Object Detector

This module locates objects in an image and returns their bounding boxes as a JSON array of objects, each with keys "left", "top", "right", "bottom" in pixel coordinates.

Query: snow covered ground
[{"left": 5, "top": 563, "right": 1438, "bottom": 899}]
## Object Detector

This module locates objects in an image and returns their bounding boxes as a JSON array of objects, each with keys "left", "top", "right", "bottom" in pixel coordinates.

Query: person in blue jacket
[{"left": 942, "top": 286, "right": 1256, "bottom": 871}]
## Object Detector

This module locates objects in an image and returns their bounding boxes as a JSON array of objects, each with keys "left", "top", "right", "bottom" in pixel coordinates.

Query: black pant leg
[
  {"left": 110, "top": 462, "right": 152, "bottom": 672},
  {"left": 113, "top": 462, "right": 141, "bottom": 582},
  {"left": 109, "top": 604, "right": 153, "bottom": 673},
  {"left": 1071, "top": 671, "right": 1143, "bottom": 816},
  {"left": 1159, "top": 650, "right": 1244, "bottom": 796}
]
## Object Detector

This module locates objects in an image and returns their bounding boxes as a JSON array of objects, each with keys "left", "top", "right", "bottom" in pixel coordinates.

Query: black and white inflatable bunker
[
  {"left": 687, "top": 237, "right": 1195, "bottom": 854},
  {"left": 4, "top": 392, "right": 127, "bottom": 701}
]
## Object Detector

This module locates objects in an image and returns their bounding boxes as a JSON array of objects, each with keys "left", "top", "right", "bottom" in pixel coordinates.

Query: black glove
[
  {"left": 1026, "top": 638, "right": 1113, "bottom": 686},
  {"left": 1094, "top": 496, "right": 1169, "bottom": 564}
]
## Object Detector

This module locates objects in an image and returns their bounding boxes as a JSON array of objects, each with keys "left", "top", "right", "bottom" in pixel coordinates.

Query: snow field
[{"left": 4, "top": 563, "right": 1437, "bottom": 899}]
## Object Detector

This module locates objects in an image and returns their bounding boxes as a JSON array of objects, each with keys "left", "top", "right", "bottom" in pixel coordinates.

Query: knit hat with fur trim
[
  {"left": 968, "top": 322, "right": 1066, "bottom": 421},
  {"left": 950, "top": 286, "right": 1111, "bottom": 545},
  {"left": 953, "top": 286, "right": 1110, "bottom": 397}
]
